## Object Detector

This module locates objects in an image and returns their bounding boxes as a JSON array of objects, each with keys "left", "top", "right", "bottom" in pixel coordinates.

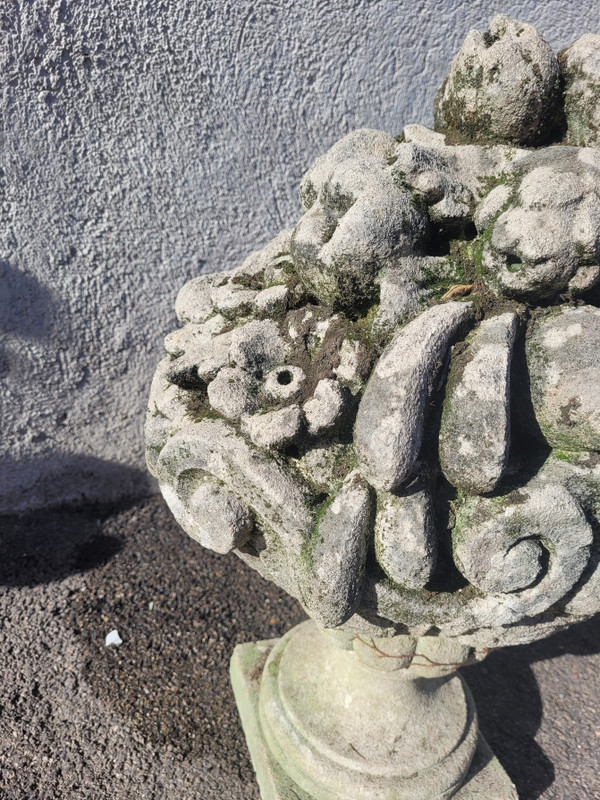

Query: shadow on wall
[
  {"left": 0, "top": 453, "right": 156, "bottom": 515},
  {"left": 0, "top": 260, "right": 56, "bottom": 342},
  {"left": 0, "top": 259, "right": 57, "bottom": 380},
  {"left": 0, "top": 260, "right": 157, "bottom": 512}
]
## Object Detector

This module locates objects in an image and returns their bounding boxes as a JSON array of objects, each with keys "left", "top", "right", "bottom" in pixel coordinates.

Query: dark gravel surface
[{"left": 0, "top": 496, "right": 598, "bottom": 800}]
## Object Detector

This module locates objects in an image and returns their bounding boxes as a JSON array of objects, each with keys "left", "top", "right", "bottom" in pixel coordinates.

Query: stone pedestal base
[{"left": 231, "top": 622, "right": 518, "bottom": 800}]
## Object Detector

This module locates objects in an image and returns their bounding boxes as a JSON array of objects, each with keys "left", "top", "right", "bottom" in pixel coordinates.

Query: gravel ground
[{"left": 0, "top": 496, "right": 598, "bottom": 800}]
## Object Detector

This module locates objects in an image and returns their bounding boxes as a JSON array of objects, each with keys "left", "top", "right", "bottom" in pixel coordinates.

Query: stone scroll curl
[{"left": 147, "top": 15, "right": 600, "bottom": 651}]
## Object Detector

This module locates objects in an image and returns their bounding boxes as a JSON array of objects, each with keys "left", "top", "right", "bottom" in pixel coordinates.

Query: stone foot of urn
[
  {"left": 146, "top": 16, "right": 600, "bottom": 800},
  {"left": 231, "top": 620, "right": 516, "bottom": 800}
]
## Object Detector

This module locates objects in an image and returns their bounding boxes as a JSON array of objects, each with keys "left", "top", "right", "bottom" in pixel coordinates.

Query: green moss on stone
[
  {"left": 477, "top": 170, "right": 522, "bottom": 200},
  {"left": 301, "top": 493, "right": 336, "bottom": 570},
  {"left": 552, "top": 449, "right": 582, "bottom": 463},
  {"left": 268, "top": 660, "right": 280, "bottom": 678},
  {"left": 231, "top": 270, "right": 265, "bottom": 291},
  {"left": 150, "top": 403, "right": 168, "bottom": 419}
]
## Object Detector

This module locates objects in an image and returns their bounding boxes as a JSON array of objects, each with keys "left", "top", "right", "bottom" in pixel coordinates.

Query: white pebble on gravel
[{"left": 105, "top": 629, "right": 123, "bottom": 647}]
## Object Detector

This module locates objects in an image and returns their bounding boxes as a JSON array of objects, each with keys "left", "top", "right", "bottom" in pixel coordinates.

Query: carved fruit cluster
[{"left": 146, "top": 17, "right": 600, "bottom": 648}]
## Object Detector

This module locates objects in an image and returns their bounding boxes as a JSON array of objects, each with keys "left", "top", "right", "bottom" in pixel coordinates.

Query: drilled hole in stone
[{"left": 277, "top": 369, "right": 293, "bottom": 386}]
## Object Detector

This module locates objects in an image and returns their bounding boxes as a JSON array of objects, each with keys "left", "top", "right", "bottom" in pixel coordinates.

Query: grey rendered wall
[{"left": 1, "top": 0, "right": 598, "bottom": 512}]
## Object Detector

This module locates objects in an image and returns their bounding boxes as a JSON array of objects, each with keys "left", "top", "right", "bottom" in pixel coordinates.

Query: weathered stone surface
[
  {"left": 561, "top": 34, "right": 600, "bottom": 147},
  {"left": 233, "top": 634, "right": 519, "bottom": 799},
  {"left": 373, "top": 266, "right": 423, "bottom": 335},
  {"left": 357, "top": 452, "right": 600, "bottom": 643},
  {"left": 144, "top": 22, "right": 600, "bottom": 800},
  {"left": 333, "top": 338, "right": 370, "bottom": 391},
  {"left": 473, "top": 183, "right": 512, "bottom": 230},
  {"left": 291, "top": 129, "right": 428, "bottom": 308},
  {"left": 229, "top": 319, "right": 287, "bottom": 374},
  {"left": 262, "top": 365, "right": 306, "bottom": 401},
  {"left": 292, "top": 311, "right": 341, "bottom": 355},
  {"left": 453, "top": 483, "right": 593, "bottom": 615},
  {"left": 391, "top": 141, "right": 474, "bottom": 222},
  {"left": 154, "top": 419, "right": 313, "bottom": 596},
  {"left": 207, "top": 367, "right": 258, "bottom": 420},
  {"left": 478, "top": 150, "right": 600, "bottom": 300},
  {"left": 303, "top": 379, "right": 347, "bottom": 436},
  {"left": 198, "top": 313, "right": 230, "bottom": 337},
  {"left": 161, "top": 474, "right": 253, "bottom": 554},
  {"left": 373, "top": 256, "right": 460, "bottom": 335},
  {"left": 355, "top": 301, "right": 473, "bottom": 492},
  {"left": 175, "top": 272, "right": 230, "bottom": 325},
  {"left": 447, "top": 139, "right": 529, "bottom": 202},
  {"left": 163, "top": 325, "right": 232, "bottom": 382},
  {"left": 253, "top": 284, "right": 289, "bottom": 316},
  {"left": 440, "top": 312, "right": 518, "bottom": 494},
  {"left": 402, "top": 124, "right": 447, "bottom": 148},
  {"left": 145, "top": 356, "right": 191, "bottom": 473},
  {"left": 374, "top": 474, "right": 436, "bottom": 589},
  {"left": 299, "top": 471, "right": 371, "bottom": 627},
  {"left": 238, "top": 228, "right": 294, "bottom": 279},
  {"left": 260, "top": 620, "right": 480, "bottom": 799},
  {"left": 527, "top": 305, "right": 600, "bottom": 450},
  {"left": 434, "top": 15, "right": 560, "bottom": 145},
  {"left": 241, "top": 406, "right": 303, "bottom": 450},
  {"left": 295, "top": 442, "right": 357, "bottom": 492},
  {"left": 210, "top": 282, "right": 257, "bottom": 317}
]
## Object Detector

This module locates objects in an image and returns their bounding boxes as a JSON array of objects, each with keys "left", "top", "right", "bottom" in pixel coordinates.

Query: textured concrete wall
[{"left": 1, "top": 0, "right": 597, "bottom": 512}]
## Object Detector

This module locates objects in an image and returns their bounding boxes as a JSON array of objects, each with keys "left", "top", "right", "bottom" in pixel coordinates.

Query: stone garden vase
[{"left": 146, "top": 16, "right": 600, "bottom": 800}]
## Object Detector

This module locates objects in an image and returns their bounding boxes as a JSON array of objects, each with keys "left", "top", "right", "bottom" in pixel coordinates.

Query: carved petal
[
  {"left": 299, "top": 470, "right": 372, "bottom": 627},
  {"left": 355, "top": 302, "right": 473, "bottom": 491},
  {"left": 440, "top": 312, "right": 518, "bottom": 494}
]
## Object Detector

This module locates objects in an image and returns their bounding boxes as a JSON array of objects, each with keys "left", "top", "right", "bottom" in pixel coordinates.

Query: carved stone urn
[{"left": 145, "top": 17, "right": 600, "bottom": 800}]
